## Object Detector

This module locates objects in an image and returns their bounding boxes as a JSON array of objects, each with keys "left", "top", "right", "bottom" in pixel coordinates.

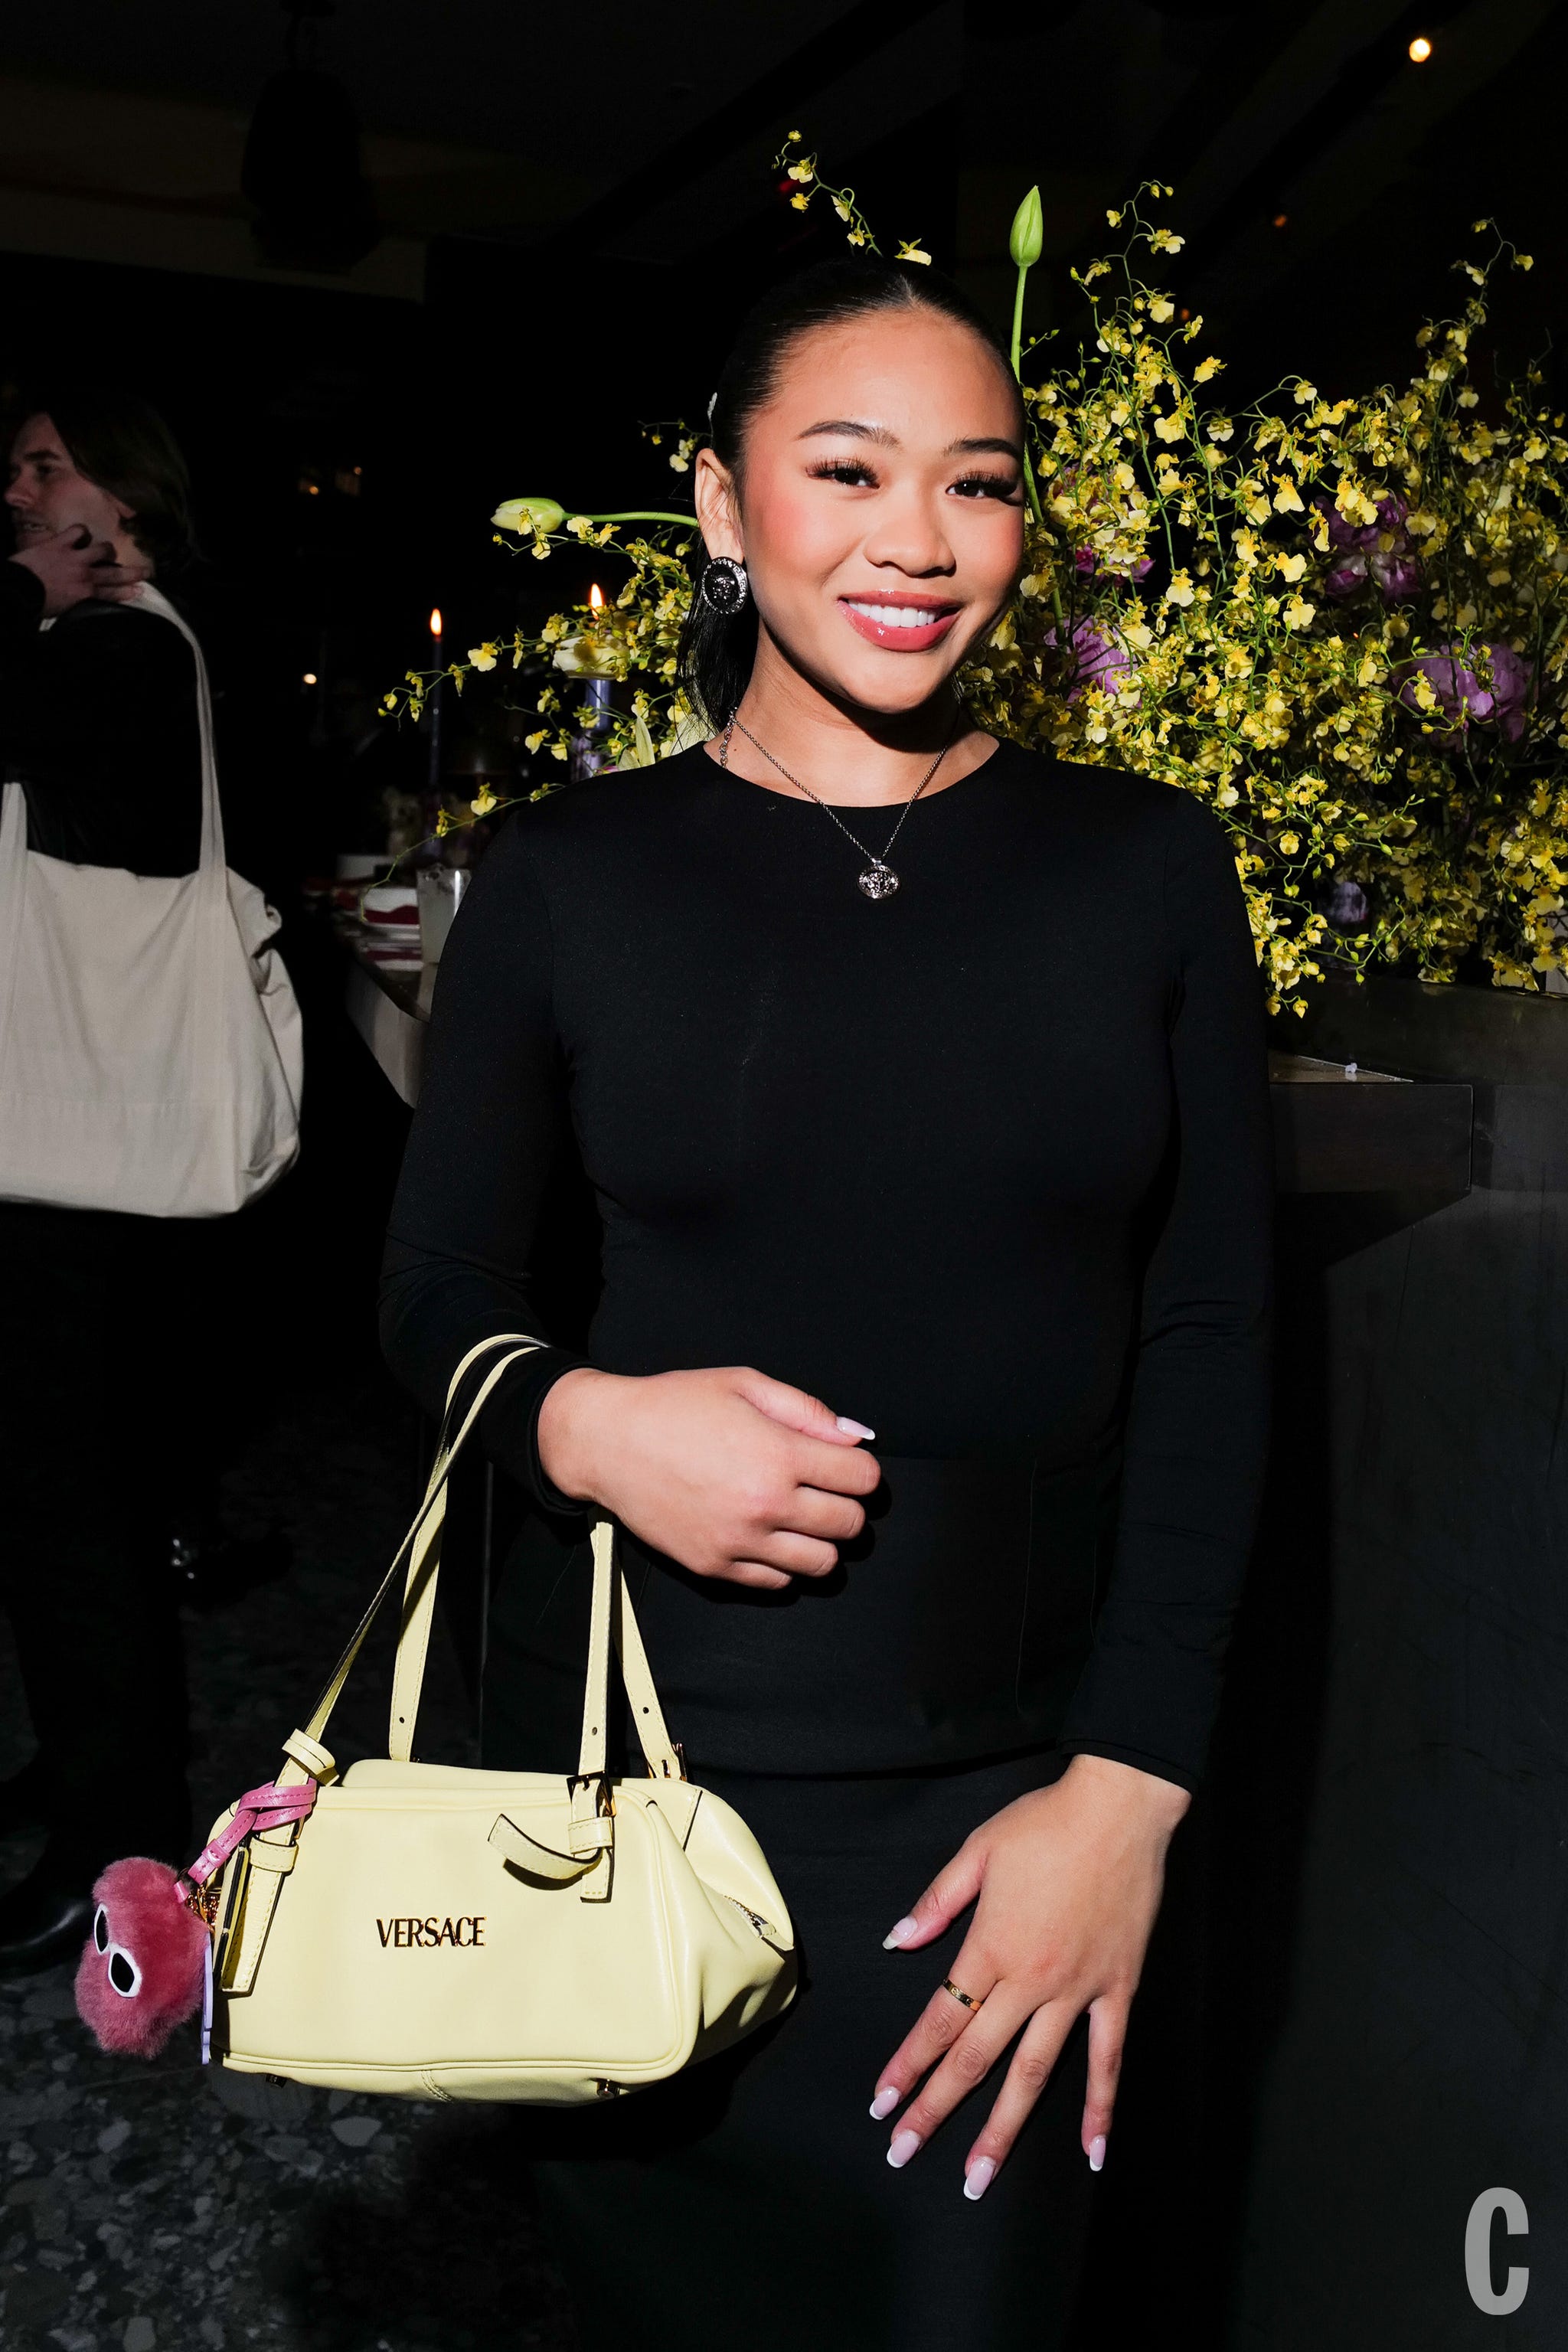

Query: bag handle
[
  {"left": 254, "top": 1334, "right": 530, "bottom": 1795},
  {"left": 385, "top": 1339, "right": 681, "bottom": 1781},
  {"left": 574, "top": 1517, "right": 682, "bottom": 1783},
  {"left": 384, "top": 1332, "right": 540, "bottom": 1761},
  {"left": 270, "top": 1331, "right": 678, "bottom": 1787},
  {"left": 220, "top": 1337, "right": 681, "bottom": 1992},
  {"left": 0, "top": 786, "right": 28, "bottom": 1080},
  {"left": 131, "top": 582, "right": 226, "bottom": 887},
  {"left": 0, "top": 590, "right": 221, "bottom": 1096},
  {"left": 220, "top": 1338, "right": 543, "bottom": 1992}
]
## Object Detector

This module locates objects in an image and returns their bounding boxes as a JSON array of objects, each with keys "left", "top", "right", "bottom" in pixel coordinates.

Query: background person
[
  {"left": 381, "top": 256, "right": 1272, "bottom": 2349},
  {"left": 0, "top": 390, "right": 212, "bottom": 1971}
]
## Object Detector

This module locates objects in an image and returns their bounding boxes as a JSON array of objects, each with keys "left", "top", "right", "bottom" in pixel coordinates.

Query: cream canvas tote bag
[
  {"left": 205, "top": 1337, "right": 797, "bottom": 2103},
  {"left": 0, "top": 582, "right": 302, "bottom": 1216}
]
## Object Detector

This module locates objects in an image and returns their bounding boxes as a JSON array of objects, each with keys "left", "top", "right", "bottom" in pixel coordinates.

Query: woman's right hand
[
  {"left": 536, "top": 1365, "right": 881, "bottom": 1590},
  {"left": 9, "top": 524, "right": 148, "bottom": 614}
]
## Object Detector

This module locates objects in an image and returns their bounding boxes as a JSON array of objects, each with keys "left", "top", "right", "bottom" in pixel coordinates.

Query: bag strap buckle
[
  {"left": 566, "top": 1774, "right": 615, "bottom": 1898},
  {"left": 567, "top": 1774, "right": 614, "bottom": 1853},
  {"left": 567, "top": 1773, "right": 615, "bottom": 1825}
]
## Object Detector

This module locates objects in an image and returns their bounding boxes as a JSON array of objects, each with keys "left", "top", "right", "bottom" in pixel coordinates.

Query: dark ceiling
[
  {"left": 2, "top": 0, "right": 1563, "bottom": 765},
  {"left": 3, "top": 1, "right": 1562, "bottom": 356}
]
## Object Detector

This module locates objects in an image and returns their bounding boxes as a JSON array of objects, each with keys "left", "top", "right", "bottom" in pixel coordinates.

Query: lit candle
[
  {"left": 585, "top": 583, "right": 612, "bottom": 734},
  {"left": 428, "top": 606, "right": 443, "bottom": 796}
]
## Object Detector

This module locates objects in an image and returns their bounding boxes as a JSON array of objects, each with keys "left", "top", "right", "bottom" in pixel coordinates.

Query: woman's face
[{"left": 697, "top": 307, "right": 1027, "bottom": 719}]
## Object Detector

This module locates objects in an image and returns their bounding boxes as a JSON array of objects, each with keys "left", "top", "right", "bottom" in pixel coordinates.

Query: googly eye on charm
[
  {"left": 93, "top": 1905, "right": 109, "bottom": 1955},
  {"left": 106, "top": 1945, "right": 143, "bottom": 1999}
]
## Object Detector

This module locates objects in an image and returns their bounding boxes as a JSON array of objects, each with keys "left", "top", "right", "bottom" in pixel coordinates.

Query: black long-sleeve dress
[{"left": 379, "top": 734, "right": 1273, "bottom": 2350}]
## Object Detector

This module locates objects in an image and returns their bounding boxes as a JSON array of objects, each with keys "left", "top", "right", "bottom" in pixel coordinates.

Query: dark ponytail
[{"left": 676, "top": 254, "right": 1021, "bottom": 730}]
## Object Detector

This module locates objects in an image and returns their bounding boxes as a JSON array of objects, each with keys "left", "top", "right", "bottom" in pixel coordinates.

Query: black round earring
[{"left": 700, "top": 556, "right": 750, "bottom": 616}]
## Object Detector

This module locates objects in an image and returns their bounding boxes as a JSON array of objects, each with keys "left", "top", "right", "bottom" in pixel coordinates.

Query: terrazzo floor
[{"left": 0, "top": 1367, "right": 580, "bottom": 2352}]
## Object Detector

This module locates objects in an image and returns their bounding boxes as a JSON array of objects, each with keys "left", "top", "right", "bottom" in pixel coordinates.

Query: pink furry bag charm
[{"left": 74, "top": 1780, "right": 316, "bottom": 2060}]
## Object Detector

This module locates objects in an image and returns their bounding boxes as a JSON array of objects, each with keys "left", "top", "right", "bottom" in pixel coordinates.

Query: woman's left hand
[{"left": 870, "top": 1753, "right": 1190, "bottom": 2198}]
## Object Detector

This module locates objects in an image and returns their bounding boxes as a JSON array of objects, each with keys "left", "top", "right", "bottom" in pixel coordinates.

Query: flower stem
[
  {"left": 1011, "top": 266, "right": 1045, "bottom": 527},
  {"left": 581, "top": 510, "right": 695, "bottom": 527}
]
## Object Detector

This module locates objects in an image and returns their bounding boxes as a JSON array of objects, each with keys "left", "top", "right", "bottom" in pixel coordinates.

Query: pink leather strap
[{"left": 185, "top": 1780, "right": 318, "bottom": 1889}]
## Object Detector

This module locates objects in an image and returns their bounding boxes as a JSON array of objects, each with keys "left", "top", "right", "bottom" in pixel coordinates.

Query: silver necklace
[{"left": 719, "top": 709, "right": 959, "bottom": 900}]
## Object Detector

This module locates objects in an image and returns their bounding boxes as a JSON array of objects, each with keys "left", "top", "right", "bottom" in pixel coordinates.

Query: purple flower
[
  {"left": 1481, "top": 642, "right": 1534, "bottom": 740},
  {"left": 1320, "top": 497, "right": 1376, "bottom": 555},
  {"left": 1316, "top": 493, "right": 1422, "bottom": 602},
  {"left": 1074, "top": 546, "right": 1153, "bottom": 583},
  {"left": 1323, "top": 877, "right": 1370, "bottom": 929},
  {"left": 1324, "top": 553, "right": 1369, "bottom": 601},
  {"left": 1368, "top": 544, "right": 1424, "bottom": 599},
  {"left": 1399, "top": 640, "right": 1534, "bottom": 743},
  {"left": 1367, "top": 502, "right": 1421, "bottom": 598},
  {"left": 1048, "top": 617, "right": 1133, "bottom": 700}
]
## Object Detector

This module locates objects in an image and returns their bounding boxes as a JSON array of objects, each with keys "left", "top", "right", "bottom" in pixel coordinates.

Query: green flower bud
[
  {"left": 1008, "top": 186, "right": 1043, "bottom": 270},
  {"left": 492, "top": 496, "right": 567, "bottom": 535}
]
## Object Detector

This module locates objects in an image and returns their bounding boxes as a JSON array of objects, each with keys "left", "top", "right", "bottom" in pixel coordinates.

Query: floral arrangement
[{"left": 388, "top": 139, "right": 1566, "bottom": 1011}]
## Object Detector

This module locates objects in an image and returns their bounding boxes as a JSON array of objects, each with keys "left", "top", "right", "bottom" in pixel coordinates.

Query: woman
[
  {"left": 381, "top": 254, "right": 1272, "bottom": 2349},
  {"left": 0, "top": 390, "right": 205, "bottom": 1971}
]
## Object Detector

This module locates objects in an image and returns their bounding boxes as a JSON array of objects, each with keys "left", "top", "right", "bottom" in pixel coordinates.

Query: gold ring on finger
[{"left": 942, "top": 1977, "right": 985, "bottom": 2013}]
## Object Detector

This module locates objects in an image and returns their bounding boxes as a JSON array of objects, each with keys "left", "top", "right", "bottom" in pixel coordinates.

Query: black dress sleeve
[
  {"left": 378, "top": 816, "right": 591, "bottom": 1501},
  {"left": 1056, "top": 796, "right": 1274, "bottom": 1793},
  {"left": 0, "top": 570, "right": 202, "bottom": 873}
]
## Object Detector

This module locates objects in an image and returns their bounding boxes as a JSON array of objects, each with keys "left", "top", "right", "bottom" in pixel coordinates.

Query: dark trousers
[
  {"left": 494, "top": 1746, "right": 1101, "bottom": 2352},
  {"left": 0, "top": 1201, "right": 205, "bottom": 1863}
]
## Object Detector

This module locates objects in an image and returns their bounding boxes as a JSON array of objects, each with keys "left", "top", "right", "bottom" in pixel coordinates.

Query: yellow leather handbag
[{"left": 204, "top": 1336, "right": 796, "bottom": 2103}]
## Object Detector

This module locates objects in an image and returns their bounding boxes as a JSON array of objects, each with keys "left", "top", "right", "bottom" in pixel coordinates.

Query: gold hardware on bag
[{"left": 182, "top": 1877, "right": 220, "bottom": 1929}]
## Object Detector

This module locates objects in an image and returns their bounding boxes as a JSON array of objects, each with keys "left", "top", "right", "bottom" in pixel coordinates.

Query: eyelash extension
[
  {"left": 808, "top": 459, "right": 877, "bottom": 487},
  {"left": 950, "top": 474, "right": 1022, "bottom": 501},
  {"left": 808, "top": 459, "right": 1021, "bottom": 501}
]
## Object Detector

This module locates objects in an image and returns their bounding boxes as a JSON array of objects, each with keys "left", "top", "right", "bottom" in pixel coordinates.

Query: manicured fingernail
[
  {"left": 835, "top": 1416, "right": 875, "bottom": 1439},
  {"left": 887, "top": 2130, "right": 922, "bottom": 2170},
  {"left": 869, "top": 2086, "right": 900, "bottom": 2120},
  {"left": 964, "top": 2158, "right": 995, "bottom": 2202},
  {"left": 1089, "top": 2135, "right": 1107, "bottom": 2172},
  {"left": 882, "top": 1917, "right": 918, "bottom": 1950}
]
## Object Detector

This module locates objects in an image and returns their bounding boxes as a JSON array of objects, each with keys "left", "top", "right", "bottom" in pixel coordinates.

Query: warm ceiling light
[
  {"left": 589, "top": 583, "right": 604, "bottom": 609},
  {"left": 429, "top": 607, "right": 443, "bottom": 639},
  {"left": 1272, "top": 211, "right": 1289, "bottom": 229},
  {"left": 302, "top": 671, "right": 317, "bottom": 684},
  {"left": 1408, "top": 34, "right": 1432, "bottom": 61}
]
